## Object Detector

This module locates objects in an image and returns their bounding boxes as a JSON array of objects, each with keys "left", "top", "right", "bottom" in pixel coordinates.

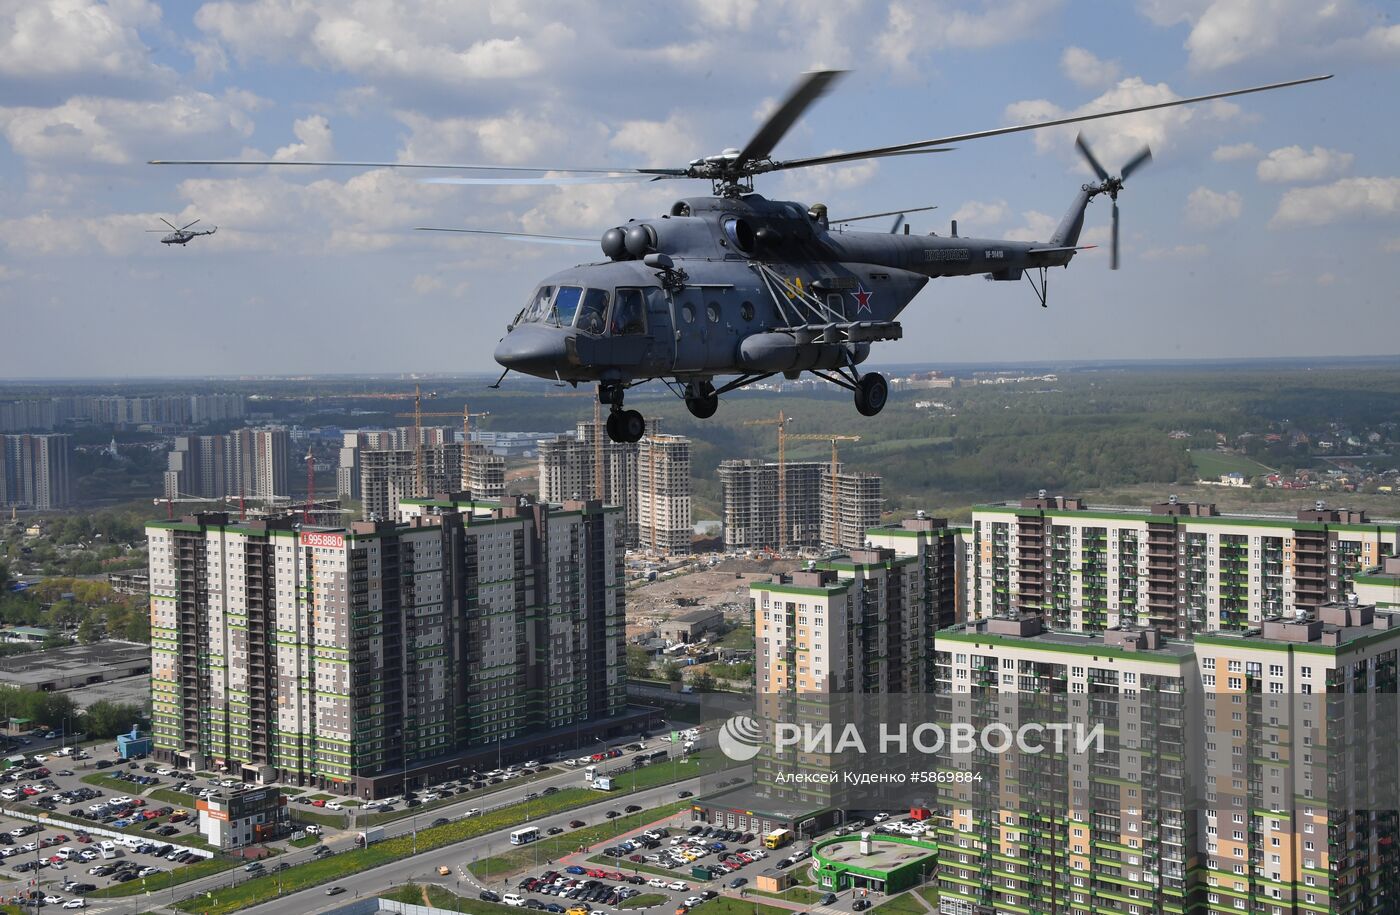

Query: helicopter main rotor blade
[
  {"left": 415, "top": 227, "right": 597, "bottom": 246},
  {"left": 1121, "top": 146, "right": 1154, "bottom": 181},
  {"left": 1074, "top": 133, "right": 1110, "bottom": 182},
  {"left": 830, "top": 205, "right": 939, "bottom": 225},
  {"left": 420, "top": 174, "right": 666, "bottom": 187},
  {"left": 179, "top": 219, "right": 201, "bottom": 231},
  {"left": 148, "top": 158, "right": 686, "bottom": 177},
  {"left": 775, "top": 74, "right": 1331, "bottom": 172},
  {"left": 737, "top": 69, "right": 846, "bottom": 167},
  {"left": 773, "top": 147, "right": 952, "bottom": 171},
  {"left": 160, "top": 218, "right": 180, "bottom": 231}
]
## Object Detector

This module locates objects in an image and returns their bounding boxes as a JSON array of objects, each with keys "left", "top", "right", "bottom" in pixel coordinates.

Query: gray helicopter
[
  {"left": 148, "top": 218, "right": 217, "bottom": 246},
  {"left": 151, "top": 71, "right": 1328, "bottom": 442}
]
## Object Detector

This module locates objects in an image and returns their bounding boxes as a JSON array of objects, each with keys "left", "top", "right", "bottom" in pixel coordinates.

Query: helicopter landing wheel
[
  {"left": 606, "top": 409, "right": 646, "bottom": 443},
  {"left": 854, "top": 372, "right": 889, "bottom": 417},
  {"left": 685, "top": 382, "right": 719, "bottom": 419}
]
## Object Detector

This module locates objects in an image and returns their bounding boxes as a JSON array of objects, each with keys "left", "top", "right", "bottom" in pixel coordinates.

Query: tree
[
  {"left": 626, "top": 646, "right": 653, "bottom": 680},
  {"left": 77, "top": 617, "right": 102, "bottom": 645},
  {"left": 691, "top": 671, "right": 716, "bottom": 693},
  {"left": 81, "top": 701, "right": 146, "bottom": 739},
  {"left": 661, "top": 661, "right": 683, "bottom": 683}
]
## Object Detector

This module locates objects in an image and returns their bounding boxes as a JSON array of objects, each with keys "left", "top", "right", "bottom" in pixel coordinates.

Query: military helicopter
[
  {"left": 151, "top": 71, "right": 1328, "bottom": 442},
  {"left": 147, "top": 218, "right": 217, "bottom": 246}
]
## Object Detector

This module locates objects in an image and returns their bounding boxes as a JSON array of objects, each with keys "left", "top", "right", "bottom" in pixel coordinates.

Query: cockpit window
[
  {"left": 552, "top": 286, "right": 583, "bottom": 326},
  {"left": 609, "top": 289, "right": 647, "bottom": 336},
  {"left": 521, "top": 285, "right": 554, "bottom": 324},
  {"left": 576, "top": 288, "right": 609, "bottom": 333}
]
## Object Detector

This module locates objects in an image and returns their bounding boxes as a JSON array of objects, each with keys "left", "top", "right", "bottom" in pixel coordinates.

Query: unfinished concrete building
[
  {"left": 821, "top": 468, "right": 884, "bottom": 551},
  {"left": 637, "top": 434, "right": 692, "bottom": 555}
]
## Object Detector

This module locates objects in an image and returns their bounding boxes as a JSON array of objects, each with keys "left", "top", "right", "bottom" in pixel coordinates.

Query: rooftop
[
  {"left": 694, "top": 783, "right": 832, "bottom": 821},
  {"left": 815, "top": 835, "right": 937, "bottom": 871},
  {"left": 976, "top": 494, "right": 1400, "bottom": 526},
  {"left": 0, "top": 641, "right": 150, "bottom": 686}
]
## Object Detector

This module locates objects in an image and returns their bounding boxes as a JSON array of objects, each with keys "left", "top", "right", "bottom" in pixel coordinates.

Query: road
[{"left": 181, "top": 767, "right": 737, "bottom": 915}]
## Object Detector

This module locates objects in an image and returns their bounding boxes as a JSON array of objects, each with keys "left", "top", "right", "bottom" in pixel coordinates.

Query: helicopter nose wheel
[
  {"left": 605, "top": 408, "right": 647, "bottom": 444},
  {"left": 684, "top": 381, "right": 719, "bottom": 419},
  {"left": 854, "top": 372, "right": 889, "bottom": 417}
]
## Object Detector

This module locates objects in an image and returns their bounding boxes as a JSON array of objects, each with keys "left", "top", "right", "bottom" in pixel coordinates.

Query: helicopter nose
[{"left": 494, "top": 324, "right": 570, "bottom": 377}]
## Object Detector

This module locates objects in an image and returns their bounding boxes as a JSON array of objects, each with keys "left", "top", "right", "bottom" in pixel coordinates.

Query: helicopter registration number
[{"left": 923, "top": 248, "right": 969, "bottom": 262}]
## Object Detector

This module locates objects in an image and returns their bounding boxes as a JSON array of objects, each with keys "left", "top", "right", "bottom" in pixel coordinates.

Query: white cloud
[
  {"left": 0, "top": 91, "right": 259, "bottom": 165},
  {"left": 1270, "top": 177, "right": 1400, "bottom": 228},
  {"left": 1185, "top": 186, "right": 1242, "bottom": 228},
  {"left": 951, "top": 199, "right": 1010, "bottom": 228},
  {"left": 1007, "top": 77, "right": 1215, "bottom": 168},
  {"left": 411, "top": 274, "right": 444, "bottom": 295},
  {"left": 395, "top": 110, "right": 571, "bottom": 166},
  {"left": 274, "top": 114, "right": 334, "bottom": 161},
  {"left": 1143, "top": 243, "right": 1208, "bottom": 260},
  {"left": 1140, "top": 0, "right": 1395, "bottom": 70},
  {"left": 1255, "top": 145, "right": 1353, "bottom": 184},
  {"left": 1211, "top": 142, "right": 1259, "bottom": 162},
  {"left": 0, "top": 0, "right": 166, "bottom": 82},
  {"left": 610, "top": 115, "right": 700, "bottom": 169},
  {"left": 1060, "top": 47, "right": 1120, "bottom": 89},
  {"left": 1003, "top": 210, "right": 1058, "bottom": 242},
  {"left": 1382, "top": 238, "right": 1400, "bottom": 253},
  {"left": 1316, "top": 272, "right": 1337, "bottom": 286},
  {"left": 876, "top": 0, "right": 1064, "bottom": 76}
]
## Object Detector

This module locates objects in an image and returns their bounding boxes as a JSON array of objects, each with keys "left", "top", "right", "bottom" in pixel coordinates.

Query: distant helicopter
[
  {"left": 148, "top": 218, "right": 217, "bottom": 246},
  {"left": 151, "top": 71, "right": 1328, "bottom": 442}
]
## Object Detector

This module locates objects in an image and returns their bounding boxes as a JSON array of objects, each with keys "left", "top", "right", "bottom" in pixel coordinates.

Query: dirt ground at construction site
[{"left": 625, "top": 557, "right": 797, "bottom": 633}]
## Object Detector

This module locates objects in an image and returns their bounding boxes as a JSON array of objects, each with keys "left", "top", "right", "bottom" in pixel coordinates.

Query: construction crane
[
  {"left": 393, "top": 386, "right": 474, "bottom": 497},
  {"left": 304, "top": 447, "right": 315, "bottom": 523},
  {"left": 786, "top": 434, "right": 861, "bottom": 549},
  {"left": 743, "top": 411, "right": 795, "bottom": 551},
  {"left": 544, "top": 391, "right": 605, "bottom": 499},
  {"left": 153, "top": 492, "right": 224, "bottom": 520}
]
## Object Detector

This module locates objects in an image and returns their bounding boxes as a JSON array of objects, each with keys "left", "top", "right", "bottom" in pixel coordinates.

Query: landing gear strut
[
  {"left": 600, "top": 383, "right": 646, "bottom": 443},
  {"left": 854, "top": 372, "right": 889, "bottom": 417},
  {"left": 684, "top": 380, "right": 719, "bottom": 419}
]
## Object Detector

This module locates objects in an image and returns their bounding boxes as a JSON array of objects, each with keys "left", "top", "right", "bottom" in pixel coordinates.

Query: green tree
[
  {"left": 81, "top": 700, "right": 146, "bottom": 739},
  {"left": 661, "top": 661, "right": 683, "bottom": 683},
  {"left": 77, "top": 617, "right": 102, "bottom": 644},
  {"left": 626, "top": 646, "right": 653, "bottom": 679},
  {"left": 691, "top": 671, "right": 716, "bottom": 693}
]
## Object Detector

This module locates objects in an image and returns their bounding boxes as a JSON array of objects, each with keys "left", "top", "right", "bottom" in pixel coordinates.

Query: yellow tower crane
[
  {"left": 785, "top": 434, "right": 861, "bottom": 550},
  {"left": 395, "top": 392, "right": 487, "bottom": 497},
  {"left": 742, "top": 411, "right": 795, "bottom": 551}
]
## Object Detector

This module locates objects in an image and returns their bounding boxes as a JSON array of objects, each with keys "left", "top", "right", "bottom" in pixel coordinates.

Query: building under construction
[
  {"left": 539, "top": 420, "right": 691, "bottom": 555},
  {"left": 719, "top": 460, "right": 881, "bottom": 552},
  {"left": 637, "top": 434, "right": 692, "bottom": 555}
]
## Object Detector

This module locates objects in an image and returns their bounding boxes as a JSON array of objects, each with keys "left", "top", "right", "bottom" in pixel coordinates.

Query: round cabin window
[
  {"left": 681, "top": 304, "right": 695, "bottom": 324},
  {"left": 707, "top": 302, "right": 721, "bottom": 323},
  {"left": 740, "top": 301, "right": 755, "bottom": 321}
]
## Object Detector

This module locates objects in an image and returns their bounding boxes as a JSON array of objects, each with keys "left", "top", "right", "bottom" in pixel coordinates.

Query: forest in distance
[{"left": 6, "top": 359, "right": 1400, "bottom": 522}]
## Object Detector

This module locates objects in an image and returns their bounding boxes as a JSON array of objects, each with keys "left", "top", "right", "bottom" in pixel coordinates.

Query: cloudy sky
[{"left": 0, "top": 0, "right": 1396, "bottom": 378}]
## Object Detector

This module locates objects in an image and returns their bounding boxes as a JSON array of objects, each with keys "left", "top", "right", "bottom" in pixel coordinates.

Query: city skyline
[{"left": 1, "top": 1, "right": 1397, "bottom": 378}]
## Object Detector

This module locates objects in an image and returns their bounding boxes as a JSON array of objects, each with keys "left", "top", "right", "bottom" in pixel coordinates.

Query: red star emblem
[{"left": 850, "top": 284, "right": 873, "bottom": 314}]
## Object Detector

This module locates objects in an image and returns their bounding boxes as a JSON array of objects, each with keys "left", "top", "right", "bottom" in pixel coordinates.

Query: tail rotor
[{"left": 1075, "top": 133, "right": 1152, "bottom": 270}]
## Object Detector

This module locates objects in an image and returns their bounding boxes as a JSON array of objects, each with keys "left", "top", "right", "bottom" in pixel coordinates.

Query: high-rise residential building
[
  {"left": 636, "top": 434, "right": 691, "bottom": 555},
  {"left": 967, "top": 495, "right": 1400, "bottom": 637},
  {"left": 866, "top": 513, "right": 967, "bottom": 636},
  {"left": 0, "top": 401, "right": 58, "bottom": 433},
  {"left": 166, "top": 427, "right": 291, "bottom": 502},
  {"left": 146, "top": 494, "right": 635, "bottom": 797},
  {"left": 930, "top": 603, "right": 1400, "bottom": 915},
  {"left": 0, "top": 433, "right": 71, "bottom": 510},
  {"left": 336, "top": 432, "right": 361, "bottom": 501},
  {"left": 538, "top": 421, "right": 688, "bottom": 554},
  {"left": 358, "top": 444, "right": 462, "bottom": 521},
  {"left": 719, "top": 459, "right": 882, "bottom": 552},
  {"left": 464, "top": 444, "right": 506, "bottom": 502}
]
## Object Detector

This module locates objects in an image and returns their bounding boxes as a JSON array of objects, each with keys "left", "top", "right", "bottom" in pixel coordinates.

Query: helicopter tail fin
[{"left": 1048, "top": 186, "right": 1093, "bottom": 248}]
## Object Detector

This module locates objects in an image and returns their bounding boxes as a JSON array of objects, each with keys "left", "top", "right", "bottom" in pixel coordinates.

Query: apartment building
[
  {"left": 146, "top": 495, "right": 635, "bottom": 797},
  {"left": 866, "top": 513, "right": 967, "bottom": 634},
  {"left": 719, "top": 460, "right": 881, "bottom": 553},
  {"left": 967, "top": 495, "right": 1400, "bottom": 637},
  {"left": 538, "top": 421, "right": 690, "bottom": 555},
  {"left": 930, "top": 604, "right": 1400, "bottom": 915},
  {"left": 165, "top": 427, "right": 291, "bottom": 502},
  {"left": 0, "top": 433, "right": 71, "bottom": 510},
  {"left": 636, "top": 434, "right": 692, "bottom": 555}
]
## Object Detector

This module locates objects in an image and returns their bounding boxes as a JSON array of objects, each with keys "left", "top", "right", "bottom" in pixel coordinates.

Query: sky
[{"left": 0, "top": 0, "right": 1397, "bottom": 378}]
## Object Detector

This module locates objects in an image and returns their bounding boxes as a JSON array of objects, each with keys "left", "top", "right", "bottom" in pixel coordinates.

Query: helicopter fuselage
[{"left": 493, "top": 191, "right": 1081, "bottom": 387}]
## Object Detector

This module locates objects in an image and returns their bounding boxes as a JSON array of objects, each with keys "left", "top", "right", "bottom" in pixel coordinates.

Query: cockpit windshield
[
  {"left": 576, "top": 288, "right": 609, "bottom": 333},
  {"left": 520, "top": 285, "right": 554, "bottom": 324},
  {"left": 552, "top": 286, "right": 583, "bottom": 326}
]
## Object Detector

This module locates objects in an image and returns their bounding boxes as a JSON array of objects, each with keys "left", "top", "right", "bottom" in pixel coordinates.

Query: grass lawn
[
  {"left": 80, "top": 773, "right": 141, "bottom": 791},
  {"left": 872, "top": 892, "right": 929, "bottom": 915},
  {"left": 383, "top": 884, "right": 538, "bottom": 915},
  {"left": 149, "top": 786, "right": 199, "bottom": 806},
  {"left": 1190, "top": 449, "right": 1272, "bottom": 480},
  {"left": 689, "top": 898, "right": 791, "bottom": 915},
  {"left": 288, "top": 835, "right": 321, "bottom": 848},
  {"left": 620, "top": 893, "right": 668, "bottom": 908},
  {"left": 717, "top": 625, "right": 754, "bottom": 650},
  {"left": 90, "top": 855, "right": 239, "bottom": 898},
  {"left": 289, "top": 808, "right": 346, "bottom": 829},
  {"left": 749, "top": 886, "right": 822, "bottom": 904},
  {"left": 915, "top": 887, "right": 939, "bottom": 907},
  {"left": 474, "top": 801, "right": 687, "bottom": 878}
]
